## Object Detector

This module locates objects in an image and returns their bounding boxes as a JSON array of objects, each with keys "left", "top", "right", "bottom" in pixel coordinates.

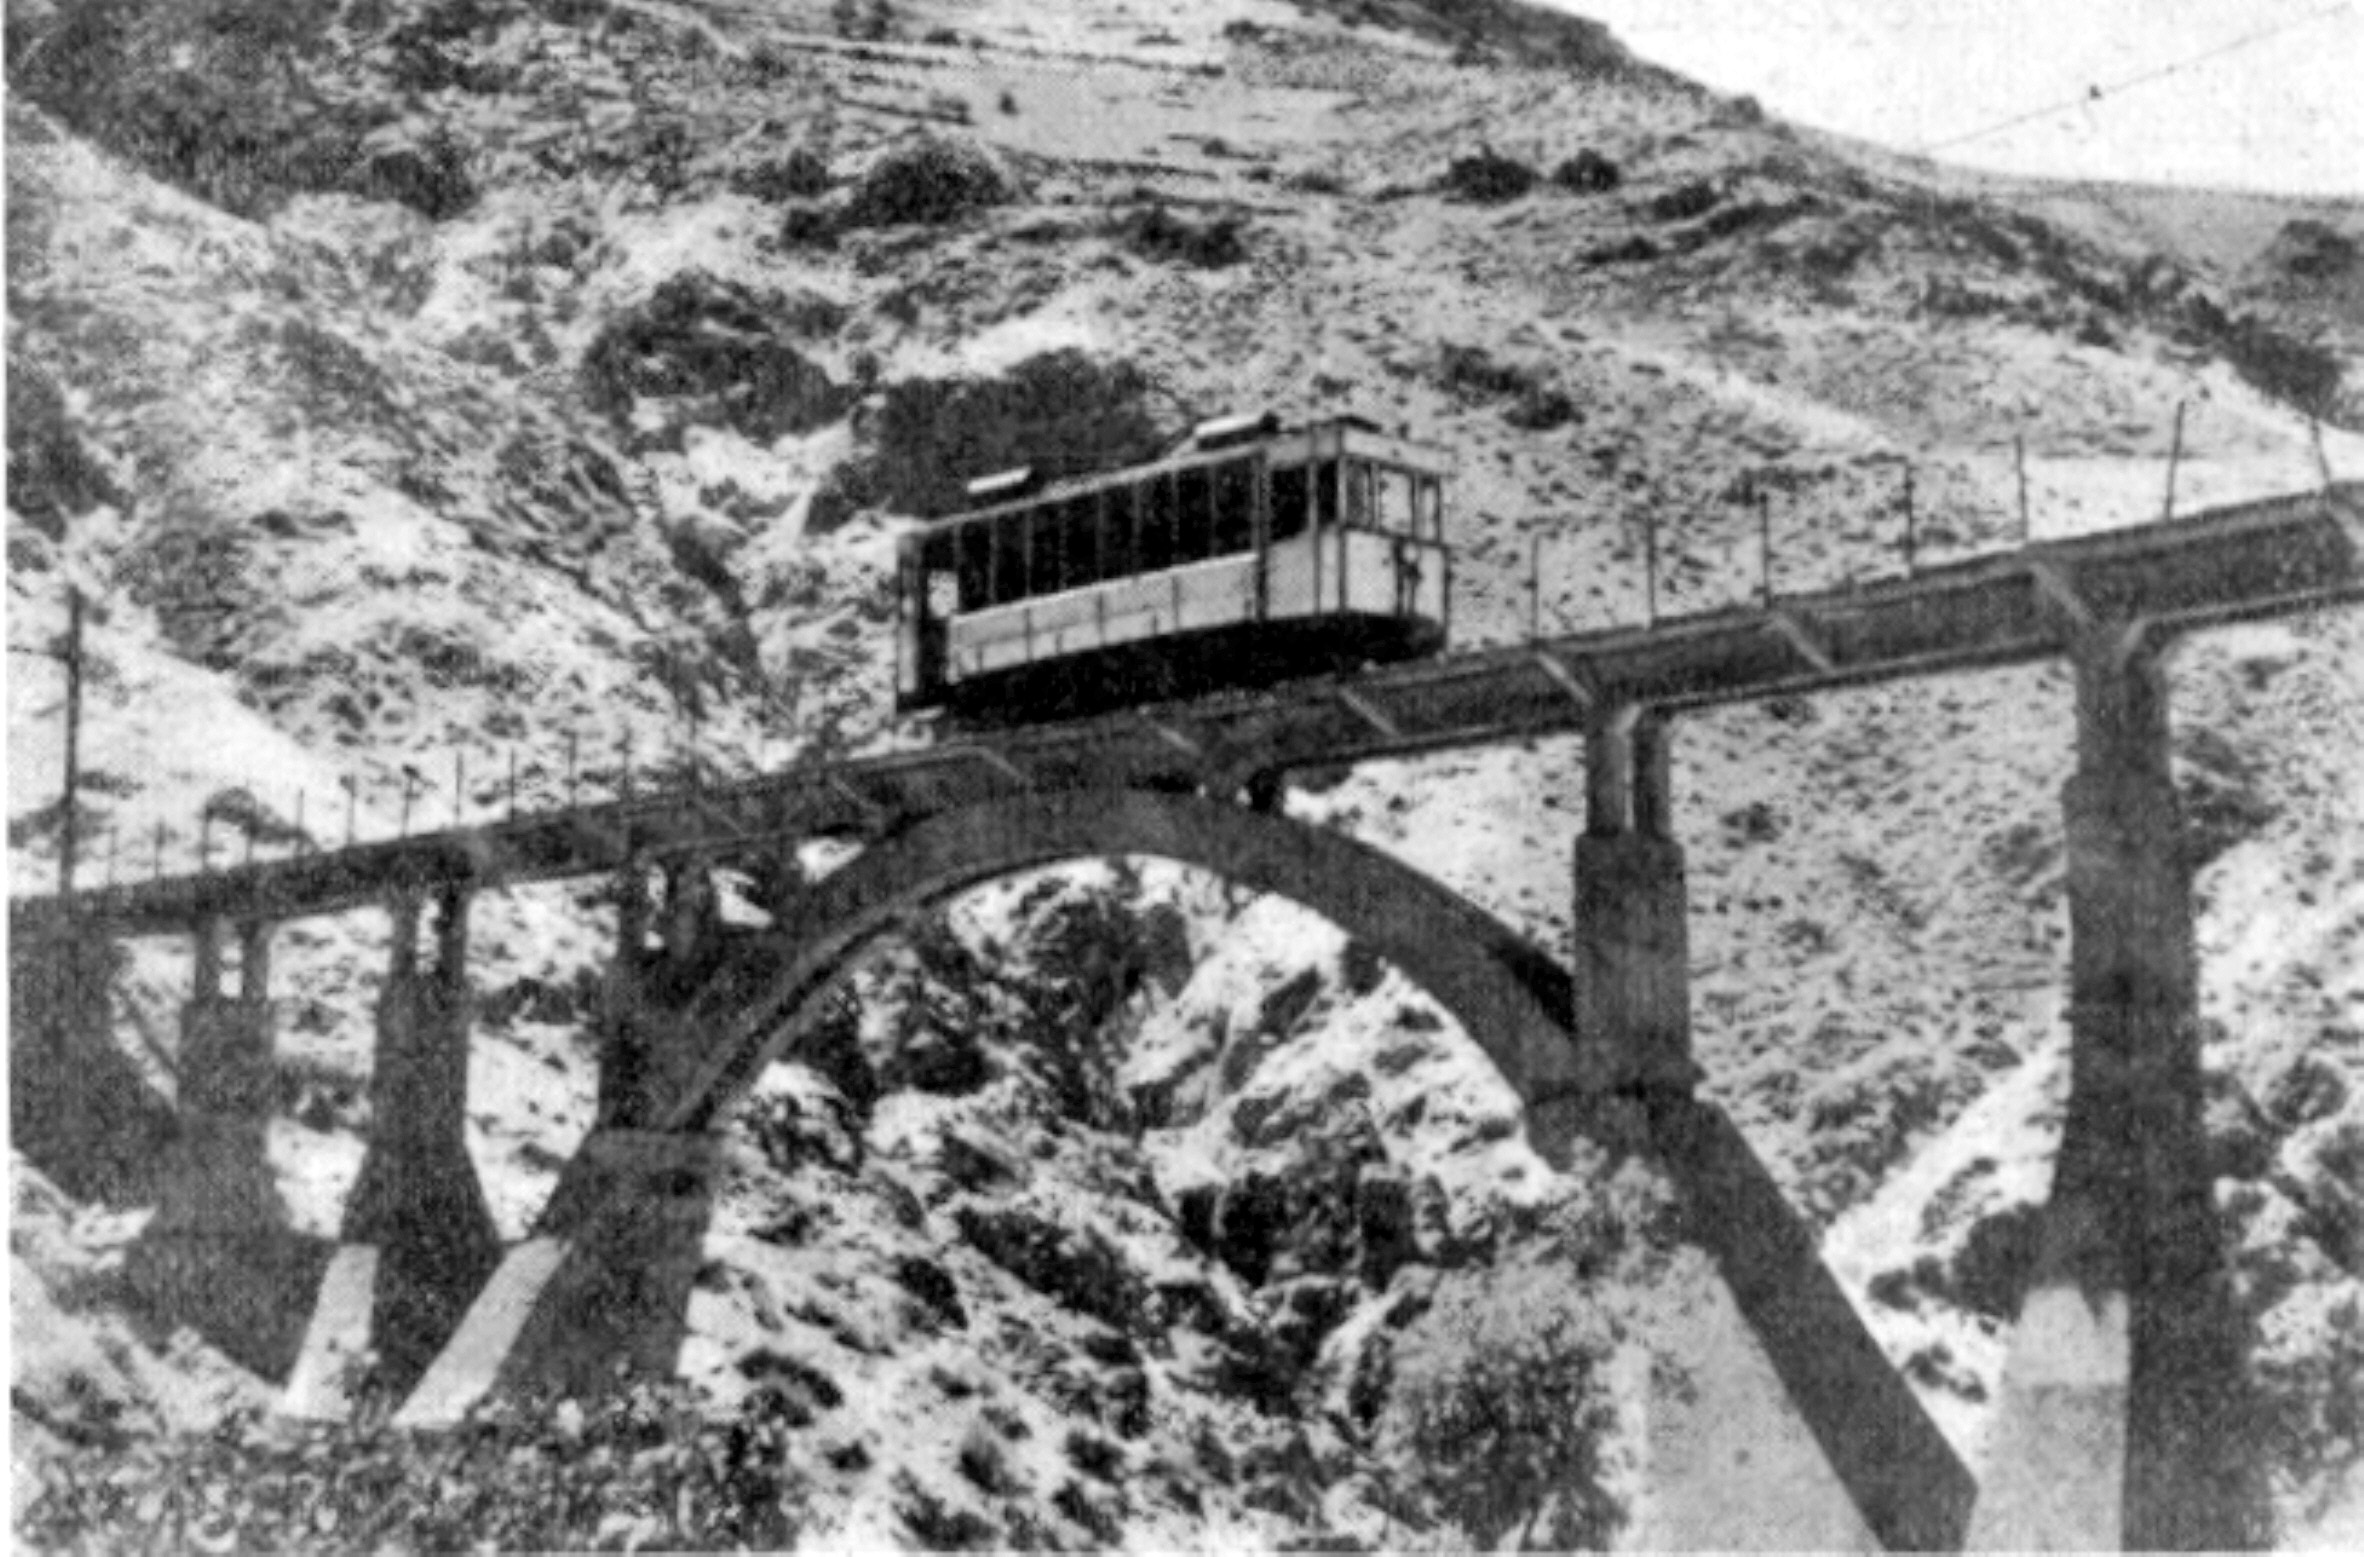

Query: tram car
[{"left": 894, "top": 413, "right": 1453, "bottom": 721}]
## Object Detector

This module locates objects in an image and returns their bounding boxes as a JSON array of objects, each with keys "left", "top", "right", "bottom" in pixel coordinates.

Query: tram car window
[
  {"left": 1271, "top": 462, "right": 1311, "bottom": 542},
  {"left": 895, "top": 414, "right": 1453, "bottom": 722}
]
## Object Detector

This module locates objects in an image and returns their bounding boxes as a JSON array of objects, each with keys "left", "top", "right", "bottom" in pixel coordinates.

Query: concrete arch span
[
  {"left": 654, "top": 788, "right": 1603, "bottom": 1140},
  {"left": 401, "top": 787, "right": 1973, "bottom": 1550}
]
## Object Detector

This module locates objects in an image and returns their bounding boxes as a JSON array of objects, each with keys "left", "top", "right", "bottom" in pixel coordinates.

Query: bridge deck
[{"left": 17, "top": 485, "right": 2361, "bottom": 938}]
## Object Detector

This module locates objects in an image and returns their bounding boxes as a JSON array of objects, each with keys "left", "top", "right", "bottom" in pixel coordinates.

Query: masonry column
[
  {"left": 132, "top": 916, "right": 321, "bottom": 1377},
  {"left": 1578, "top": 706, "right": 1976, "bottom": 1552},
  {"left": 1970, "top": 634, "right": 2264, "bottom": 1550},
  {"left": 600, "top": 858, "right": 727, "bottom": 1121},
  {"left": 595, "top": 858, "right": 658, "bottom": 1128},
  {"left": 397, "top": 860, "right": 718, "bottom": 1426},
  {"left": 659, "top": 859, "right": 722, "bottom": 983},
  {"left": 9, "top": 917, "right": 173, "bottom": 1203},
  {"left": 1572, "top": 705, "right": 1694, "bottom": 1096},
  {"left": 289, "top": 886, "right": 500, "bottom": 1415}
]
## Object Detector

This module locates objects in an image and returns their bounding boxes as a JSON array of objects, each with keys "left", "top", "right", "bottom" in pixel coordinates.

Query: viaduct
[{"left": 12, "top": 483, "right": 2362, "bottom": 1550}]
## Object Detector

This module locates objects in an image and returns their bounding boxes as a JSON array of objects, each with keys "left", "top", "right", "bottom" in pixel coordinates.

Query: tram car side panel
[{"left": 895, "top": 417, "right": 1453, "bottom": 723}]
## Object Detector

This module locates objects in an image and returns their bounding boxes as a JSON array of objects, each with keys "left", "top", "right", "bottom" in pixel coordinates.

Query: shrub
[
  {"left": 733, "top": 146, "right": 832, "bottom": 202},
  {"left": 778, "top": 203, "right": 840, "bottom": 248},
  {"left": 1391, "top": 1274, "right": 1625, "bottom": 1550},
  {"left": 1441, "top": 148, "right": 1538, "bottom": 204},
  {"left": 121, "top": 517, "right": 269, "bottom": 670},
  {"left": 1504, "top": 384, "right": 1578, "bottom": 431},
  {"left": 15, "top": 0, "right": 366, "bottom": 217},
  {"left": 1054, "top": 1478, "right": 1125, "bottom": 1544},
  {"left": 840, "top": 136, "right": 1012, "bottom": 228},
  {"left": 833, "top": 0, "right": 893, "bottom": 42},
  {"left": 894, "top": 1472, "right": 999, "bottom": 1548},
  {"left": 892, "top": 1255, "right": 968, "bottom": 1329},
  {"left": 1436, "top": 344, "right": 1578, "bottom": 430},
  {"left": 6, "top": 362, "right": 121, "bottom": 537},
  {"left": 19, "top": 1386, "right": 810, "bottom": 1551},
  {"left": 2222, "top": 313, "right": 2345, "bottom": 420},
  {"left": 955, "top": 1424, "right": 1018, "bottom": 1494},
  {"left": 19, "top": 0, "right": 470, "bottom": 220},
  {"left": 954, "top": 1206, "right": 1148, "bottom": 1334},
  {"left": 1065, "top": 1429, "right": 1125, "bottom": 1482},
  {"left": 200, "top": 787, "right": 309, "bottom": 851},
  {"left": 580, "top": 271, "right": 846, "bottom": 444},
  {"left": 1115, "top": 203, "right": 1250, "bottom": 269},
  {"left": 1551, "top": 148, "right": 1622, "bottom": 193},
  {"left": 350, "top": 123, "right": 480, "bottom": 221},
  {"left": 1583, "top": 233, "right": 1660, "bottom": 266},
  {"left": 810, "top": 349, "right": 1164, "bottom": 529},
  {"left": 1340, "top": 938, "right": 1386, "bottom": 998},
  {"left": 1645, "top": 179, "right": 1721, "bottom": 223}
]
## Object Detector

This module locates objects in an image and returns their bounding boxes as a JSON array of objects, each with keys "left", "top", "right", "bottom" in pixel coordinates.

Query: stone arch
[{"left": 654, "top": 789, "right": 1605, "bottom": 1136}]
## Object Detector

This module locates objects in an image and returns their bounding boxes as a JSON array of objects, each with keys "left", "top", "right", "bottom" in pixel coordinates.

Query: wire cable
[{"left": 1917, "top": 1, "right": 2356, "bottom": 154}]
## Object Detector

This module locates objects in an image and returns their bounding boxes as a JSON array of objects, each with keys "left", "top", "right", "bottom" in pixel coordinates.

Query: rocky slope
[{"left": 10, "top": 0, "right": 2364, "bottom": 1546}]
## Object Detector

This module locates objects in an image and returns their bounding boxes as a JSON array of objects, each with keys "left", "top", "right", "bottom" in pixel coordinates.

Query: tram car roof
[{"left": 935, "top": 413, "right": 1451, "bottom": 532}]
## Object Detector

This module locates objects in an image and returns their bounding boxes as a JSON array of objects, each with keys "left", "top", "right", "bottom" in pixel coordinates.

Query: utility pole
[
  {"left": 1901, "top": 466, "right": 1919, "bottom": 576},
  {"left": 11, "top": 588, "right": 87, "bottom": 903},
  {"left": 2163, "top": 400, "right": 2186, "bottom": 523},
  {"left": 1758, "top": 486, "right": 1773, "bottom": 605},
  {"left": 60, "top": 588, "right": 82, "bottom": 903},
  {"left": 2015, "top": 434, "right": 2031, "bottom": 547}
]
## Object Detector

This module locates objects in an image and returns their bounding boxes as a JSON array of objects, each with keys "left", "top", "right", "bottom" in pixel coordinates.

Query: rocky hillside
[{"left": 10, "top": 0, "right": 2363, "bottom": 1547}]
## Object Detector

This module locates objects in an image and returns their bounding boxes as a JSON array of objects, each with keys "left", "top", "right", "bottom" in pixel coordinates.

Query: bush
[
  {"left": 840, "top": 136, "right": 1012, "bottom": 228},
  {"left": 1391, "top": 1273, "right": 1625, "bottom": 1550},
  {"left": 121, "top": 516, "right": 268, "bottom": 670},
  {"left": 1441, "top": 148, "right": 1538, "bottom": 204},
  {"left": 350, "top": 123, "right": 479, "bottom": 220},
  {"left": 1583, "top": 233, "right": 1660, "bottom": 266},
  {"left": 1551, "top": 148, "right": 1622, "bottom": 194},
  {"left": 733, "top": 146, "right": 832, "bottom": 202},
  {"left": 1115, "top": 203, "right": 1250, "bottom": 269},
  {"left": 2222, "top": 313, "right": 2345, "bottom": 420},
  {"left": 13, "top": 0, "right": 422, "bottom": 218},
  {"left": 19, "top": 1386, "right": 810, "bottom": 1551},
  {"left": 1436, "top": 344, "right": 1578, "bottom": 431},
  {"left": 1645, "top": 179, "right": 1721, "bottom": 223},
  {"left": 894, "top": 1471, "right": 999, "bottom": 1547},
  {"left": 581, "top": 271, "right": 847, "bottom": 445},
  {"left": 955, "top": 1205, "right": 1149, "bottom": 1335},
  {"left": 810, "top": 349, "right": 1165, "bottom": 529},
  {"left": 6, "top": 362, "right": 121, "bottom": 537},
  {"left": 778, "top": 203, "right": 840, "bottom": 248}
]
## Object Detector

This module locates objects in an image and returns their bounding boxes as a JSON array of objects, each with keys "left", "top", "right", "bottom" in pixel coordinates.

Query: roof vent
[
  {"left": 964, "top": 466, "right": 1038, "bottom": 507},
  {"left": 1190, "top": 410, "right": 1280, "bottom": 451}
]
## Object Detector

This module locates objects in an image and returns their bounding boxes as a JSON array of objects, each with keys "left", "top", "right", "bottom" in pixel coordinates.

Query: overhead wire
[{"left": 1916, "top": 1, "right": 2357, "bottom": 155}]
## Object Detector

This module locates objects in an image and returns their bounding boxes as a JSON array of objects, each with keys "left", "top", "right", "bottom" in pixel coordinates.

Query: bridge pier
[
  {"left": 593, "top": 859, "right": 660, "bottom": 1129},
  {"left": 131, "top": 917, "right": 326, "bottom": 1378},
  {"left": 1572, "top": 706, "right": 1694, "bottom": 1097},
  {"left": 1970, "top": 635, "right": 2264, "bottom": 1550},
  {"left": 658, "top": 860, "right": 723, "bottom": 979},
  {"left": 1576, "top": 708, "right": 1975, "bottom": 1551},
  {"left": 395, "top": 1129, "right": 719, "bottom": 1426},
  {"left": 286, "top": 885, "right": 498, "bottom": 1416},
  {"left": 598, "top": 859, "right": 737, "bottom": 1126},
  {"left": 8, "top": 922, "right": 172, "bottom": 1203},
  {"left": 392, "top": 861, "right": 723, "bottom": 1425}
]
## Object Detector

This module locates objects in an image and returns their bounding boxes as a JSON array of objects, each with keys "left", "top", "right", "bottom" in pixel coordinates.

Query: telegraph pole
[
  {"left": 11, "top": 588, "right": 87, "bottom": 904},
  {"left": 60, "top": 588, "right": 83, "bottom": 903}
]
